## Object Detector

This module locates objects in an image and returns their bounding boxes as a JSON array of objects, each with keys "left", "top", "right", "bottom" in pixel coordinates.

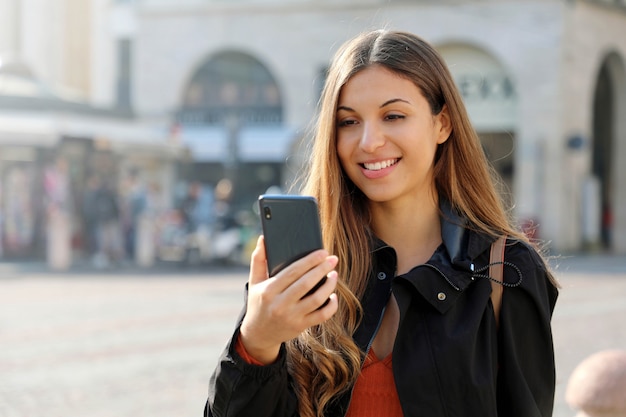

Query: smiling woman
[
  {"left": 336, "top": 65, "right": 450, "bottom": 207},
  {"left": 206, "top": 29, "right": 559, "bottom": 417}
]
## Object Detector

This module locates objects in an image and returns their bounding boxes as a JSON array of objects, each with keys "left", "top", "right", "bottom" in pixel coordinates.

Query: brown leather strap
[{"left": 489, "top": 236, "right": 507, "bottom": 328}]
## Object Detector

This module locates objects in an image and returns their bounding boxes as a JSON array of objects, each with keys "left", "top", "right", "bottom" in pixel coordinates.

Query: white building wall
[
  {"left": 133, "top": 0, "right": 626, "bottom": 253},
  {"left": 0, "top": 0, "right": 20, "bottom": 61},
  {"left": 59, "top": 0, "right": 91, "bottom": 97},
  {"left": 20, "top": 0, "right": 65, "bottom": 89},
  {"left": 90, "top": 0, "right": 132, "bottom": 107},
  {"left": 135, "top": 2, "right": 566, "bottom": 120},
  {"left": 11, "top": 0, "right": 135, "bottom": 107},
  {"left": 561, "top": 1, "right": 626, "bottom": 252},
  {"left": 135, "top": 2, "right": 565, "bottom": 235},
  {"left": 0, "top": 0, "right": 92, "bottom": 99}
]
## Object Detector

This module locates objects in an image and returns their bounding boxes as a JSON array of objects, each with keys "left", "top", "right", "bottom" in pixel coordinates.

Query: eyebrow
[
  {"left": 381, "top": 98, "right": 410, "bottom": 107},
  {"left": 337, "top": 98, "right": 411, "bottom": 112}
]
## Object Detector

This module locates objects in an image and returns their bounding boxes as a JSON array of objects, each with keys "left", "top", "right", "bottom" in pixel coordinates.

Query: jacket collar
[
  {"left": 371, "top": 199, "right": 496, "bottom": 296},
  {"left": 438, "top": 198, "right": 494, "bottom": 270}
]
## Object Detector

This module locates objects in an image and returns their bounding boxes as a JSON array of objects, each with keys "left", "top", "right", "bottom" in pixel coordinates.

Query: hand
[{"left": 239, "top": 235, "right": 339, "bottom": 364}]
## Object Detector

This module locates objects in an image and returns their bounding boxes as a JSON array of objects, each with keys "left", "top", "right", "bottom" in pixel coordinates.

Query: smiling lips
[
  {"left": 360, "top": 158, "right": 400, "bottom": 179},
  {"left": 363, "top": 158, "right": 398, "bottom": 171}
]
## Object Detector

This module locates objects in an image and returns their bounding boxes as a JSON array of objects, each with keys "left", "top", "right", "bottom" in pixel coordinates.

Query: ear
[{"left": 435, "top": 104, "right": 452, "bottom": 145}]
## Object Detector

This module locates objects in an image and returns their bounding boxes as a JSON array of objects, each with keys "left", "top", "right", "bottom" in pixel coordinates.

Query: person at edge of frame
[{"left": 205, "top": 29, "right": 559, "bottom": 417}]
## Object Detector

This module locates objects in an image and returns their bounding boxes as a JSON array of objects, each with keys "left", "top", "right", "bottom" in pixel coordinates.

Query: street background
[
  {"left": 1, "top": 0, "right": 626, "bottom": 273},
  {"left": 0, "top": 254, "right": 625, "bottom": 417},
  {"left": 1, "top": 2, "right": 626, "bottom": 416}
]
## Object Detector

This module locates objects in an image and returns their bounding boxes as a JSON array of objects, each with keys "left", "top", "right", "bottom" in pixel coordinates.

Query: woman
[{"left": 206, "top": 29, "right": 559, "bottom": 417}]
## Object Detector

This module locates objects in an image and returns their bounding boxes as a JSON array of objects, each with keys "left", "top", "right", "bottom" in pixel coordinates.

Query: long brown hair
[{"left": 288, "top": 29, "right": 544, "bottom": 417}]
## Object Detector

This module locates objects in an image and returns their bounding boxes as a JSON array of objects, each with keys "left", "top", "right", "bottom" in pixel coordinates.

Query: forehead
[{"left": 338, "top": 65, "right": 423, "bottom": 104}]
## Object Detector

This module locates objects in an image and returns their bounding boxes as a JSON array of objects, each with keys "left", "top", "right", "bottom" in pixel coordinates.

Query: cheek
[
  {"left": 335, "top": 139, "right": 362, "bottom": 185},
  {"left": 336, "top": 137, "right": 352, "bottom": 169}
]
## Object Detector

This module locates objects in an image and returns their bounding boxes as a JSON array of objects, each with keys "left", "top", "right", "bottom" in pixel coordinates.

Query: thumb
[{"left": 249, "top": 235, "right": 269, "bottom": 286}]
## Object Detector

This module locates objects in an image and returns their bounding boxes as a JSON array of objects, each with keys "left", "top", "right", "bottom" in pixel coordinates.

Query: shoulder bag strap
[{"left": 489, "top": 235, "right": 507, "bottom": 328}]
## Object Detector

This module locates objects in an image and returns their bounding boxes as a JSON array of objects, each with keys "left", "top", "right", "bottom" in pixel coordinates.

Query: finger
[
  {"left": 300, "top": 269, "right": 338, "bottom": 312},
  {"left": 249, "top": 235, "right": 269, "bottom": 286},
  {"left": 287, "top": 255, "right": 338, "bottom": 300},
  {"left": 304, "top": 291, "right": 339, "bottom": 327},
  {"left": 270, "top": 249, "right": 330, "bottom": 293}
]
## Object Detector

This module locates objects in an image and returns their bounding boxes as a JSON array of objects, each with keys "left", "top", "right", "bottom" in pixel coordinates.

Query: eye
[
  {"left": 385, "top": 114, "right": 405, "bottom": 121},
  {"left": 337, "top": 118, "right": 359, "bottom": 128}
]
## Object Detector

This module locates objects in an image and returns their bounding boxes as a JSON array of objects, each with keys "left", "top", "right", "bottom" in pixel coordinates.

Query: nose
[{"left": 359, "top": 122, "right": 385, "bottom": 153}]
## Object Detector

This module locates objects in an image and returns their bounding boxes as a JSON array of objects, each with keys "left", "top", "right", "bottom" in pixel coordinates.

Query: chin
[{"left": 360, "top": 189, "right": 397, "bottom": 204}]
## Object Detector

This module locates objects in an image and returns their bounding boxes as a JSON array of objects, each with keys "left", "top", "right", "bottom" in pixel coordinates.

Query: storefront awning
[
  {"left": 180, "top": 125, "right": 297, "bottom": 163},
  {"left": 0, "top": 64, "right": 181, "bottom": 156},
  {"left": 0, "top": 113, "right": 60, "bottom": 146},
  {"left": 59, "top": 115, "right": 183, "bottom": 156}
]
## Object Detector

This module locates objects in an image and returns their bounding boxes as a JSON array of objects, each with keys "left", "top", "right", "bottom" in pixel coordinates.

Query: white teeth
[{"left": 363, "top": 159, "right": 397, "bottom": 171}]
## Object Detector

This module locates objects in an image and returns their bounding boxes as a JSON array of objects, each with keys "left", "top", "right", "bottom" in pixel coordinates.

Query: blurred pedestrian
[
  {"left": 93, "top": 179, "right": 122, "bottom": 268},
  {"left": 122, "top": 169, "right": 147, "bottom": 261},
  {"left": 44, "top": 157, "right": 72, "bottom": 270},
  {"left": 179, "top": 181, "right": 201, "bottom": 233},
  {"left": 82, "top": 175, "right": 101, "bottom": 258}
]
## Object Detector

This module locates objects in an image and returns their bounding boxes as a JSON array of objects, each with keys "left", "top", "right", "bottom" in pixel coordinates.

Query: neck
[{"left": 370, "top": 194, "right": 442, "bottom": 275}]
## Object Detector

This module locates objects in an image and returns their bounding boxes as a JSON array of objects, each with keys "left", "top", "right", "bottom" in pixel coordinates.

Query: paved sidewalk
[
  {"left": 0, "top": 269, "right": 249, "bottom": 417},
  {"left": 0, "top": 254, "right": 624, "bottom": 417},
  {"left": 552, "top": 272, "right": 626, "bottom": 417}
]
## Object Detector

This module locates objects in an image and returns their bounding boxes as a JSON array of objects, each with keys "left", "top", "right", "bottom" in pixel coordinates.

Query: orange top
[
  {"left": 235, "top": 337, "right": 403, "bottom": 416},
  {"left": 345, "top": 349, "right": 403, "bottom": 417}
]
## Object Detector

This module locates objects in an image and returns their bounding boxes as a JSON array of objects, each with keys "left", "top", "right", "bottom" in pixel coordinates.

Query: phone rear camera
[{"left": 263, "top": 206, "right": 272, "bottom": 219}]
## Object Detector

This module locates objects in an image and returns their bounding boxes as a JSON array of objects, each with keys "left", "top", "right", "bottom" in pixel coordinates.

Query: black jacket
[{"left": 206, "top": 204, "right": 559, "bottom": 417}]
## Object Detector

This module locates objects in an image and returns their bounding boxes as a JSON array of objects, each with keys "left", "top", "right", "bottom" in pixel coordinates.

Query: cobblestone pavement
[{"left": 0, "top": 256, "right": 624, "bottom": 417}]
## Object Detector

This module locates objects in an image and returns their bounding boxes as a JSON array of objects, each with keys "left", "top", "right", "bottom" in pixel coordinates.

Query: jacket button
[
  {"left": 377, "top": 272, "right": 387, "bottom": 280},
  {"left": 437, "top": 292, "right": 446, "bottom": 301}
]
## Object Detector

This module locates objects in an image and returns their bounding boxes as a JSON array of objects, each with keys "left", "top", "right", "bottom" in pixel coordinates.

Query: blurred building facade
[
  {"left": 1, "top": 0, "right": 624, "bottom": 258},
  {"left": 0, "top": 0, "right": 181, "bottom": 261},
  {"left": 125, "top": 0, "right": 626, "bottom": 255}
]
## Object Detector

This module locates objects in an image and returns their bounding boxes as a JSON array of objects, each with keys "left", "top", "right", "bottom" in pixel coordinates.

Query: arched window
[
  {"left": 592, "top": 52, "right": 626, "bottom": 250},
  {"left": 177, "top": 51, "right": 282, "bottom": 125}
]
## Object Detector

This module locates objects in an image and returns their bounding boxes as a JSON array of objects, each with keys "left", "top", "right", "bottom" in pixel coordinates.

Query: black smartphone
[{"left": 258, "top": 194, "right": 324, "bottom": 277}]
